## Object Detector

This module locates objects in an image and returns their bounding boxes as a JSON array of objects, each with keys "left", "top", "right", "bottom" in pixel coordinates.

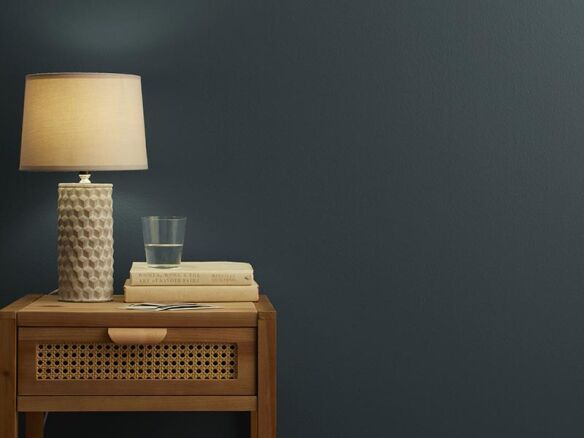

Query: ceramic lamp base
[{"left": 57, "top": 183, "right": 114, "bottom": 302}]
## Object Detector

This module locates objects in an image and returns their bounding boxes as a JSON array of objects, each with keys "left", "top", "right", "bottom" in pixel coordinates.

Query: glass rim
[{"left": 142, "top": 216, "right": 187, "bottom": 221}]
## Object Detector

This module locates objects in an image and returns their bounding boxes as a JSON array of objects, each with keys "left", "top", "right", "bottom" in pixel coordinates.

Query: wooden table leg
[
  {"left": 25, "top": 412, "right": 45, "bottom": 438},
  {"left": 0, "top": 317, "right": 18, "bottom": 438},
  {"left": 250, "top": 411, "right": 258, "bottom": 438},
  {"left": 257, "top": 314, "right": 276, "bottom": 437}
]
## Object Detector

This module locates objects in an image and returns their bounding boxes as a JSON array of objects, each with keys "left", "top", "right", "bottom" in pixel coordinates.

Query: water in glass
[{"left": 144, "top": 243, "right": 184, "bottom": 268}]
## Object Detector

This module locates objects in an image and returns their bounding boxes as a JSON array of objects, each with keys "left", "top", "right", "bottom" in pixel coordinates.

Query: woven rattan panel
[{"left": 36, "top": 343, "right": 238, "bottom": 380}]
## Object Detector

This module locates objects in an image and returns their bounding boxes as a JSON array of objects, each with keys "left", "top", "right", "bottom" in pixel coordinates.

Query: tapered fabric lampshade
[{"left": 20, "top": 73, "right": 148, "bottom": 171}]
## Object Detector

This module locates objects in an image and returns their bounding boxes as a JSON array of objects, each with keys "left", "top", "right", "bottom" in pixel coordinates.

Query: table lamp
[{"left": 19, "top": 73, "right": 148, "bottom": 302}]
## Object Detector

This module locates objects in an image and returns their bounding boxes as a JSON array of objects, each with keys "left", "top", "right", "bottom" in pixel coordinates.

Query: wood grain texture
[
  {"left": 18, "top": 396, "right": 257, "bottom": 412},
  {"left": 257, "top": 307, "right": 277, "bottom": 438},
  {"left": 25, "top": 412, "right": 45, "bottom": 438},
  {"left": 19, "top": 327, "right": 257, "bottom": 396},
  {"left": 0, "top": 300, "right": 24, "bottom": 438},
  {"left": 0, "top": 295, "right": 42, "bottom": 319},
  {"left": 18, "top": 295, "right": 258, "bottom": 327},
  {"left": 0, "top": 318, "right": 18, "bottom": 438},
  {"left": 254, "top": 295, "right": 276, "bottom": 320},
  {"left": 250, "top": 411, "right": 258, "bottom": 438}
]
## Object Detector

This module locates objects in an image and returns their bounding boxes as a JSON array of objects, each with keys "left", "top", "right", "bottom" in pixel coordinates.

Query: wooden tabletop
[{"left": 9, "top": 295, "right": 273, "bottom": 328}]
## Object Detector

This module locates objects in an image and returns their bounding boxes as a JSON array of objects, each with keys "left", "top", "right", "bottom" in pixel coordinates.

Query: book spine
[
  {"left": 124, "top": 284, "right": 259, "bottom": 303},
  {"left": 130, "top": 271, "right": 253, "bottom": 286}
]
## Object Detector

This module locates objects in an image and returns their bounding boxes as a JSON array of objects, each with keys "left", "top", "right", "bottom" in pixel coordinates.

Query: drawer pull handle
[{"left": 108, "top": 328, "right": 168, "bottom": 344}]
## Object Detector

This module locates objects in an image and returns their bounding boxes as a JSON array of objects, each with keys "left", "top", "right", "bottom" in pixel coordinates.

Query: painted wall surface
[{"left": 1, "top": 1, "right": 583, "bottom": 437}]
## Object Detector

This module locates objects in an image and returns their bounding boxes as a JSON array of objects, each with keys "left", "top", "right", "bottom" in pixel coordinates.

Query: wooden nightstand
[{"left": 0, "top": 295, "right": 276, "bottom": 438}]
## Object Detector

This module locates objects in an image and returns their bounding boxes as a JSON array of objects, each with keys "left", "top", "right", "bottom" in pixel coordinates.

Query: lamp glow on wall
[{"left": 19, "top": 73, "right": 148, "bottom": 302}]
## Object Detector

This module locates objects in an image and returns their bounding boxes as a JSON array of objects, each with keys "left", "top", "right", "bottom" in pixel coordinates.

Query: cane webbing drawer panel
[
  {"left": 19, "top": 327, "right": 256, "bottom": 396},
  {"left": 35, "top": 343, "right": 238, "bottom": 381}
]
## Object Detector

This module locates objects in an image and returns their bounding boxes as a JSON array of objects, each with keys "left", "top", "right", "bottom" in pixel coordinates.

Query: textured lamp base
[{"left": 57, "top": 183, "right": 114, "bottom": 302}]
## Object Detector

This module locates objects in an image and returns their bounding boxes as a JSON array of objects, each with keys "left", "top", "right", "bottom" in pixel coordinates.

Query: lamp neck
[{"left": 78, "top": 171, "right": 92, "bottom": 184}]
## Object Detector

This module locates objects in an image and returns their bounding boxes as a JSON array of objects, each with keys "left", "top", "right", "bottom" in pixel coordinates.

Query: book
[
  {"left": 129, "top": 261, "right": 254, "bottom": 286},
  {"left": 123, "top": 279, "right": 260, "bottom": 303}
]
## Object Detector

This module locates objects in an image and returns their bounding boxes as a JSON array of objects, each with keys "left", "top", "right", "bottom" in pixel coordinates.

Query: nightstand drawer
[{"left": 18, "top": 327, "right": 256, "bottom": 396}]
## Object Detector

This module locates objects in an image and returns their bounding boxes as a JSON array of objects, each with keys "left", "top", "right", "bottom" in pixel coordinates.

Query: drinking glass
[{"left": 141, "top": 216, "right": 187, "bottom": 268}]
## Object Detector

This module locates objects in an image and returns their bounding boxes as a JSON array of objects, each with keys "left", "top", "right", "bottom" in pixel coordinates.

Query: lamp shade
[{"left": 20, "top": 73, "right": 148, "bottom": 171}]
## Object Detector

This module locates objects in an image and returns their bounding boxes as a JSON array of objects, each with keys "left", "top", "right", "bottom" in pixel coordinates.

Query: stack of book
[{"left": 123, "top": 261, "right": 259, "bottom": 303}]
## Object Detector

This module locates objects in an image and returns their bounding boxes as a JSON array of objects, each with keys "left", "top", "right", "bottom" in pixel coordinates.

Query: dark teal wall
[{"left": 1, "top": 1, "right": 584, "bottom": 436}]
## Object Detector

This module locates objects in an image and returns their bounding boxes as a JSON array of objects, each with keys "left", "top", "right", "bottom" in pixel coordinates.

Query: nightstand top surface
[{"left": 3, "top": 294, "right": 274, "bottom": 328}]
